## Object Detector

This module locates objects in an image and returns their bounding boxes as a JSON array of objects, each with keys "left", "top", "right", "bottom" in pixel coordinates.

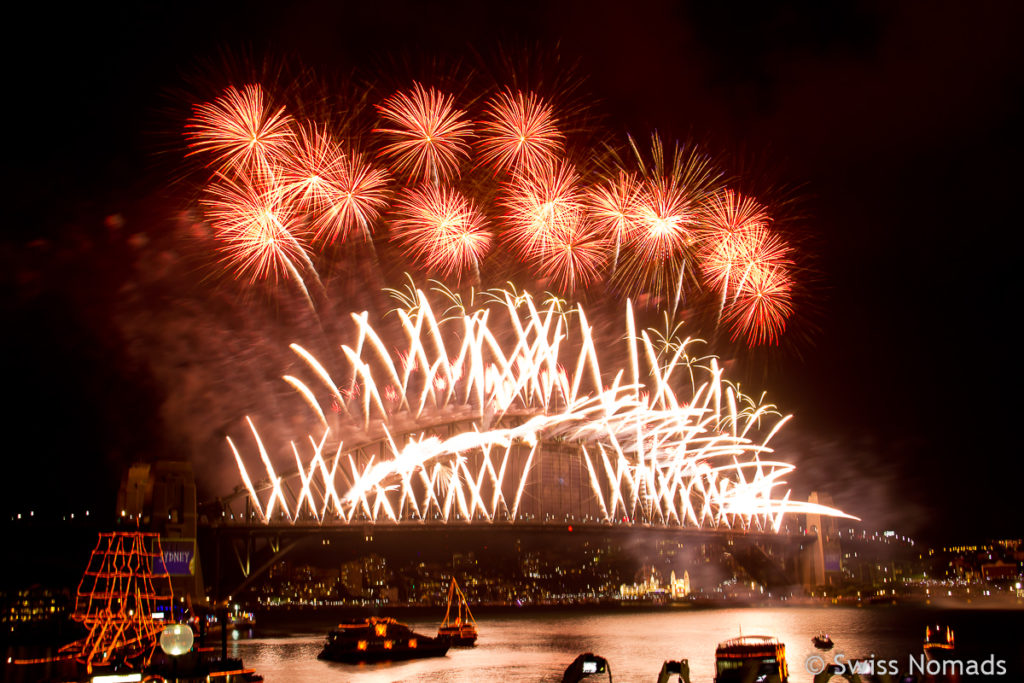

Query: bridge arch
[{"left": 211, "top": 291, "right": 853, "bottom": 538}]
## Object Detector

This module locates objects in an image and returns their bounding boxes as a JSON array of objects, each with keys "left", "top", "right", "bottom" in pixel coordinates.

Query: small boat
[
  {"left": 437, "top": 578, "right": 478, "bottom": 646},
  {"left": 562, "top": 652, "right": 612, "bottom": 682},
  {"left": 812, "top": 632, "right": 834, "bottom": 650},
  {"left": 923, "top": 624, "right": 955, "bottom": 662},
  {"left": 318, "top": 616, "right": 449, "bottom": 663},
  {"left": 714, "top": 635, "right": 789, "bottom": 683},
  {"left": 200, "top": 609, "right": 256, "bottom": 637}
]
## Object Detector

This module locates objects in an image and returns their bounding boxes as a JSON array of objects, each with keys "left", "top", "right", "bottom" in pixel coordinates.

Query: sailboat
[{"left": 437, "top": 578, "right": 478, "bottom": 646}]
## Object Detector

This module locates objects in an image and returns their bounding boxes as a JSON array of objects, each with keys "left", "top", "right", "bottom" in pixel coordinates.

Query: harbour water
[{"left": 229, "top": 605, "right": 1024, "bottom": 681}]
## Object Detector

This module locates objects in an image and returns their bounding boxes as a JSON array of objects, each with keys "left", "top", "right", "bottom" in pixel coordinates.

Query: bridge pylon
[{"left": 117, "top": 460, "right": 206, "bottom": 605}]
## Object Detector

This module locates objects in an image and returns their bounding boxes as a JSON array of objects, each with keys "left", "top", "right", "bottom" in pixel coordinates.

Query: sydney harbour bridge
[{"left": 127, "top": 290, "right": 853, "bottom": 601}]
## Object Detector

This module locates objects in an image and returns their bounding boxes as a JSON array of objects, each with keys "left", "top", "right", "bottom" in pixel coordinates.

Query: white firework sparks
[{"left": 226, "top": 289, "right": 854, "bottom": 531}]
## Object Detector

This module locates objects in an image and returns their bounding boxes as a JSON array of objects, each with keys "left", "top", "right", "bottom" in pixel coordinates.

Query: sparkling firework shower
[
  {"left": 227, "top": 288, "right": 854, "bottom": 530},
  {"left": 185, "top": 75, "right": 800, "bottom": 347}
]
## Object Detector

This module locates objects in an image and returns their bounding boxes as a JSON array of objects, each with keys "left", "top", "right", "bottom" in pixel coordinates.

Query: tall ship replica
[
  {"left": 9, "top": 530, "right": 261, "bottom": 681},
  {"left": 61, "top": 531, "right": 174, "bottom": 676},
  {"left": 437, "top": 578, "right": 478, "bottom": 646}
]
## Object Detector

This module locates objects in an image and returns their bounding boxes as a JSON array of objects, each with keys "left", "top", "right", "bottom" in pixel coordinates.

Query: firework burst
[
  {"left": 375, "top": 83, "right": 474, "bottom": 183},
  {"left": 277, "top": 124, "right": 392, "bottom": 245},
  {"left": 705, "top": 224, "right": 793, "bottom": 293},
  {"left": 724, "top": 263, "right": 794, "bottom": 345},
  {"left": 316, "top": 150, "right": 392, "bottom": 245},
  {"left": 499, "top": 163, "right": 612, "bottom": 292},
  {"left": 535, "top": 215, "right": 608, "bottom": 292},
  {"left": 587, "top": 171, "right": 643, "bottom": 244},
  {"left": 182, "top": 74, "right": 805, "bottom": 346},
  {"left": 391, "top": 185, "right": 492, "bottom": 278},
  {"left": 699, "top": 190, "right": 774, "bottom": 289},
  {"left": 501, "top": 163, "right": 584, "bottom": 253},
  {"left": 611, "top": 135, "right": 721, "bottom": 304},
  {"left": 476, "top": 90, "right": 564, "bottom": 176},
  {"left": 201, "top": 175, "right": 308, "bottom": 282},
  {"left": 186, "top": 84, "right": 295, "bottom": 177},
  {"left": 279, "top": 123, "right": 344, "bottom": 214},
  {"left": 632, "top": 173, "right": 704, "bottom": 260}
]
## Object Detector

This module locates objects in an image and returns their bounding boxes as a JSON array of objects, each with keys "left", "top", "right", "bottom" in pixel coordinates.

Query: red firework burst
[
  {"left": 201, "top": 175, "right": 308, "bottom": 281},
  {"left": 724, "top": 263, "right": 794, "bottom": 346},
  {"left": 279, "top": 124, "right": 391, "bottom": 245},
  {"left": 391, "top": 185, "right": 492, "bottom": 278},
  {"left": 630, "top": 175, "right": 700, "bottom": 262},
  {"left": 316, "top": 150, "right": 391, "bottom": 244},
  {"left": 501, "top": 164, "right": 606, "bottom": 291},
  {"left": 587, "top": 171, "right": 643, "bottom": 243},
  {"left": 704, "top": 224, "right": 793, "bottom": 294},
  {"left": 501, "top": 163, "right": 585, "bottom": 256},
  {"left": 699, "top": 190, "right": 780, "bottom": 290},
  {"left": 476, "top": 90, "right": 564, "bottom": 176},
  {"left": 374, "top": 83, "right": 473, "bottom": 182},
  {"left": 186, "top": 84, "right": 295, "bottom": 177},
  {"left": 280, "top": 123, "right": 344, "bottom": 214},
  {"left": 535, "top": 216, "right": 608, "bottom": 292},
  {"left": 609, "top": 135, "right": 721, "bottom": 301}
]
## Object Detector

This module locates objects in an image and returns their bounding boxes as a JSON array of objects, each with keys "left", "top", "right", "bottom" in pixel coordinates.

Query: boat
[
  {"left": 812, "top": 632, "right": 834, "bottom": 650},
  {"left": 437, "top": 578, "right": 478, "bottom": 646},
  {"left": 199, "top": 609, "right": 256, "bottom": 637},
  {"left": 562, "top": 653, "right": 612, "bottom": 682},
  {"left": 923, "top": 624, "right": 955, "bottom": 662},
  {"left": 317, "top": 616, "right": 450, "bottom": 663},
  {"left": 714, "top": 635, "right": 789, "bottom": 683}
]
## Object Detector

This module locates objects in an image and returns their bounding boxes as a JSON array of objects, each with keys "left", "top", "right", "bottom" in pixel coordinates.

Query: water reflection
[{"left": 229, "top": 607, "right": 1023, "bottom": 682}]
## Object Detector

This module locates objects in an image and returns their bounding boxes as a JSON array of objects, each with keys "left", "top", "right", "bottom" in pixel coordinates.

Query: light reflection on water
[{"left": 228, "top": 606, "right": 1024, "bottom": 682}]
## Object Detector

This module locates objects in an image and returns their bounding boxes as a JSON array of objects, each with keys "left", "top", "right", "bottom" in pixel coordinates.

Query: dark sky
[{"left": 3, "top": 1, "right": 1022, "bottom": 543}]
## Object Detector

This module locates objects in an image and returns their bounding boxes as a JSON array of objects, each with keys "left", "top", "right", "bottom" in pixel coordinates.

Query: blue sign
[{"left": 154, "top": 539, "right": 196, "bottom": 576}]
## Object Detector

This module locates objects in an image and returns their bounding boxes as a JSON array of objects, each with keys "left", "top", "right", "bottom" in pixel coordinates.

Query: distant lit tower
[
  {"left": 801, "top": 491, "right": 843, "bottom": 588},
  {"left": 669, "top": 570, "right": 691, "bottom": 598},
  {"left": 636, "top": 564, "right": 662, "bottom": 591}
]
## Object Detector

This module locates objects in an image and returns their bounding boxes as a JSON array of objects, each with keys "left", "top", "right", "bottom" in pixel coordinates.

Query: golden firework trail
[{"left": 228, "top": 289, "right": 854, "bottom": 530}]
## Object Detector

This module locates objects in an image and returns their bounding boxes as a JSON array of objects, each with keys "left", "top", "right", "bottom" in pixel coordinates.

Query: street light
[
  {"left": 159, "top": 623, "right": 194, "bottom": 681},
  {"left": 159, "top": 623, "right": 194, "bottom": 656}
]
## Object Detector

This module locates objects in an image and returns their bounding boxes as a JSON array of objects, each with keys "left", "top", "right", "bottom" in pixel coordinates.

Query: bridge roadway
[
  {"left": 202, "top": 517, "right": 813, "bottom": 540},
  {"left": 197, "top": 517, "right": 816, "bottom": 601}
]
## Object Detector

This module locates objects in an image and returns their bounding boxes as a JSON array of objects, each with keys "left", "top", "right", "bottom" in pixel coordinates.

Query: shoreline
[{"left": 250, "top": 595, "right": 1024, "bottom": 627}]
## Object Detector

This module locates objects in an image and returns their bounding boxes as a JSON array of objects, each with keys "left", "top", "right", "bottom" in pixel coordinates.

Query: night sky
[{"left": 3, "top": 2, "right": 1022, "bottom": 544}]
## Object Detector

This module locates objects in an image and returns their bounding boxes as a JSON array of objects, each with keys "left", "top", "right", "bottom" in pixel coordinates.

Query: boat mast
[
  {"left": 442, "top": 578, "right": 456, "bottom": 627},
  {"left": 456, "top": 579, "right": 475, "bottom": 626},
  {"left": 441, "top": 578, "right": 476, "bottom": 628}
]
